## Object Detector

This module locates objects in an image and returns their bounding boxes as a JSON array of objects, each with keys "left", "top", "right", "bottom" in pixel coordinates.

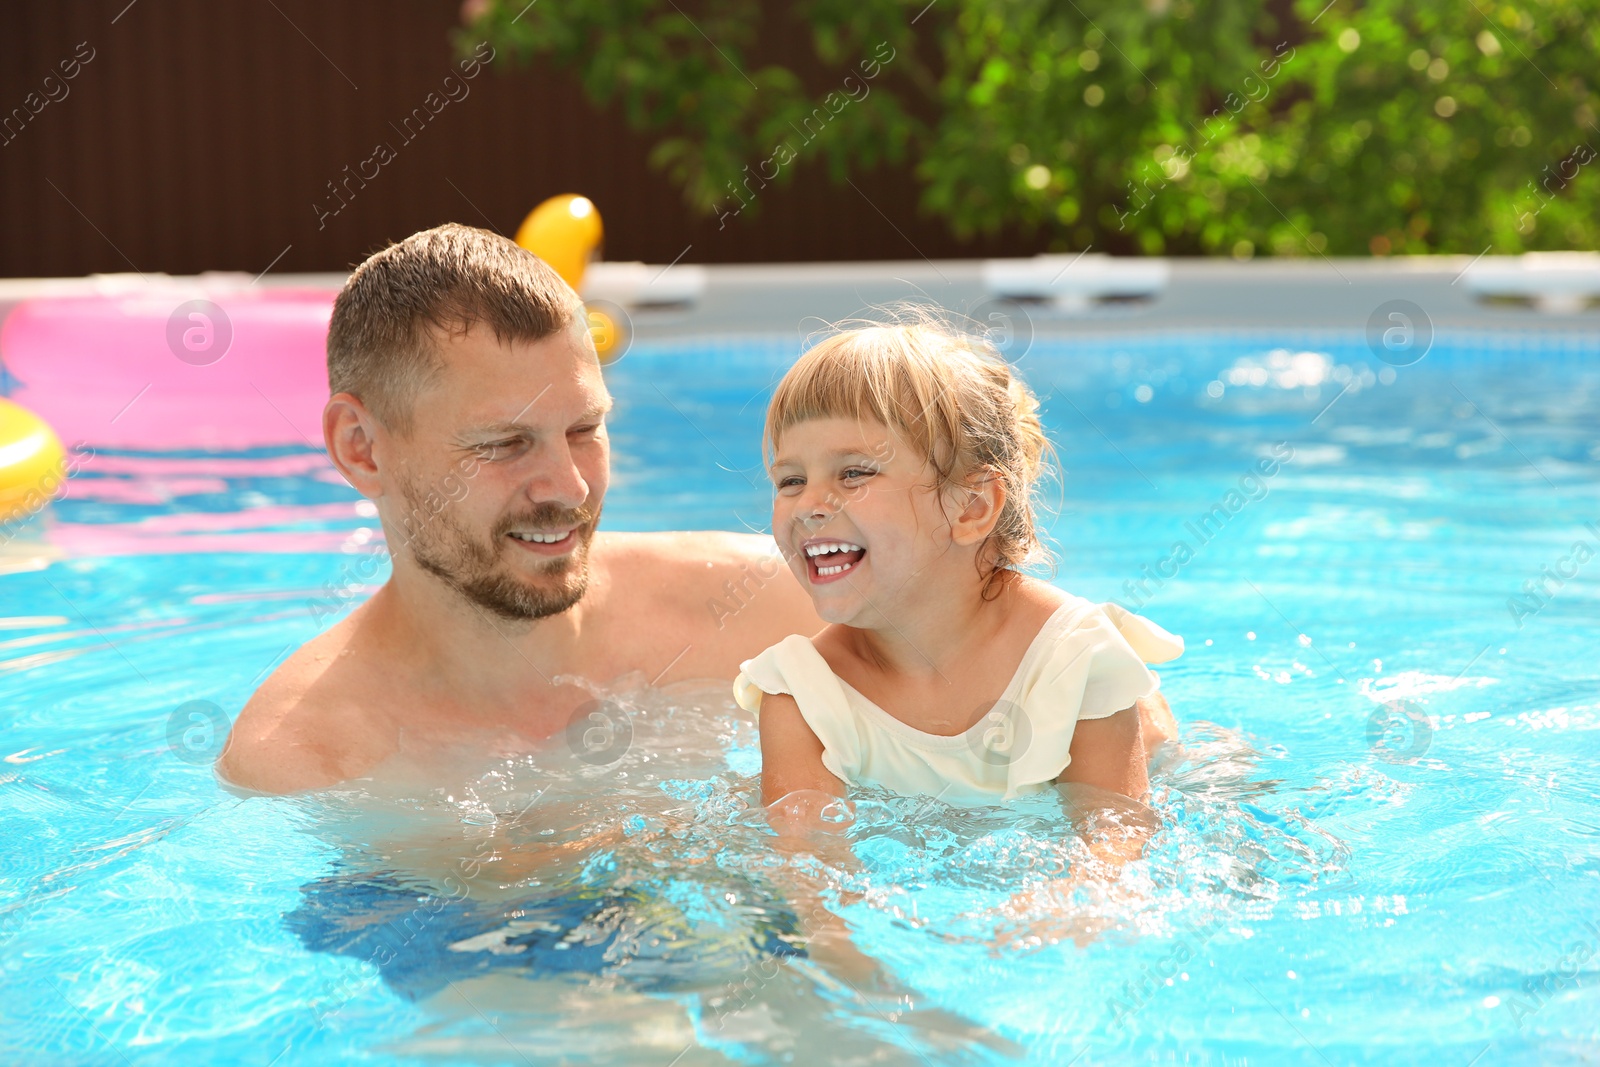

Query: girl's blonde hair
[{"left": 765, "top": 313, "right": 1053, "bottom": 595}]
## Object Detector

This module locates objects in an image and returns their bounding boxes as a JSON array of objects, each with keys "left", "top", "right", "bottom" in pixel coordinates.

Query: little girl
[{"left": 734, "top": 319, "right": 1184, "bottom": 812}]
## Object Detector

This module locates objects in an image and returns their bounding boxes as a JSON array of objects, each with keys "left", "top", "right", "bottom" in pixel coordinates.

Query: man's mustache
[{"left": 491, "top": 504, "right": 597, "bottom": 538}]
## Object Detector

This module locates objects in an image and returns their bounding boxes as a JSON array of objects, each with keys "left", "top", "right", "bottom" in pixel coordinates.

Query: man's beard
[{"left": 396, "top": 475, "right": 599, "bottom": 621}]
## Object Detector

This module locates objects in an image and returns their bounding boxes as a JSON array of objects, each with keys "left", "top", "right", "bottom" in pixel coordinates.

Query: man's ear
[
  {"left": 949, "top": 470, "right": 1006, "bottom": 548},
  {"left": 323, "top": 393, "right": 385, "bottom": 499}
]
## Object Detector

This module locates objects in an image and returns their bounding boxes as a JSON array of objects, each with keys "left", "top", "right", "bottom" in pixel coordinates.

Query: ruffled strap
[
  {"left": 732, "top": 635, "right": 862, "bottom": 784},
  {"left": 1001, "top": 602, "right": 1183, "bottom": 799},
  {"left": 1098, "top": 601, "right": 1185, "bottom": 664}
]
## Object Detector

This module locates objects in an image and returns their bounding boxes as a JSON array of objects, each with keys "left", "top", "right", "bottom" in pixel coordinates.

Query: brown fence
[{"left": 0, "top": 0, "right": 1049, "bottom": 277}]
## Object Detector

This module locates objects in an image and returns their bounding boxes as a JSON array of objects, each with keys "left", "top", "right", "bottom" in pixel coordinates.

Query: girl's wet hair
[{"left": 765, "top": 310, "right": 1054, "bottom": 596}]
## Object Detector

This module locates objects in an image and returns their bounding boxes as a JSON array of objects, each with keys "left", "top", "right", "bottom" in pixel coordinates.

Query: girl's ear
[{"left": 949, "top": 470, "right": 1006, "bottom": 547}]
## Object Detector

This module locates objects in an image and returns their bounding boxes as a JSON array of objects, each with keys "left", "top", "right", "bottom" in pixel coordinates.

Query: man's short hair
[{"left": 327, "top": 223, "right": 587, "bottom": 435}]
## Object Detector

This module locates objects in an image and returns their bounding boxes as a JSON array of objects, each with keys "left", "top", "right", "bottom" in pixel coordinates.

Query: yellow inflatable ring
[{"left": 0, "top": 398, "right": 68, "bottom": 526}]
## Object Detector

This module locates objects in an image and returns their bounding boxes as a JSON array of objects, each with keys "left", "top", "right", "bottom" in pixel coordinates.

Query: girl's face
[{"left": 769, "top": 416, "right": 964, "bottom": 627}]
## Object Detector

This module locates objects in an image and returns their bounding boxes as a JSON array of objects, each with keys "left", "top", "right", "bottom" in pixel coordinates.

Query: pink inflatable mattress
[{"left": 0, "top": 286, "right": 339, "bottom": 450}]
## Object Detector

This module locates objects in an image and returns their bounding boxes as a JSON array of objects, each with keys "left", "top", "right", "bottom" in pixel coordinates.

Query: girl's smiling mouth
[{"left": 802, "top": 537, "right": 866, "bottom": 583}]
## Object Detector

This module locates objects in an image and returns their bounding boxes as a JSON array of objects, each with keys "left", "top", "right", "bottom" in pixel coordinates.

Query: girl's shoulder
[
  {"left": 807, "top": 623, "right": 866, "bottom": 681},
  {"left": 1012, "top": 575, "right": 1072, "bottom": 609},
  {"left": 1006, "top": 579, "right": 1184, "bottom": 666},
  {"left": 1002, "top": 575, "right": 1095, "bottom": 626}
]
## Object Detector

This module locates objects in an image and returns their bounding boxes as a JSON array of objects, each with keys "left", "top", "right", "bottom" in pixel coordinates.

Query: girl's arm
[
  {"left": 1056, "top": 698, "right": 1171, "bottom": 867},
  {"left": 967, "top": 701, "right": 1164, "bottom": 947},
  {"left": 754, "top": 692, "right": 895, "bottom": 988},
  {"left": 1056, "top": 701, "right": 1149, "bottom": 800},
  {"left": 755, "top": 701, "right": 1022, "bottom": 1050},
  {"left": 758, "top": 691, "right": 847, "bottom": 813}
]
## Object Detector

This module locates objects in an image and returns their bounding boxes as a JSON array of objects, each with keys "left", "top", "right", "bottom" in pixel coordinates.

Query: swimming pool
[{"left": 2, "top": 323, "right": 1597, "bottom": 1065}]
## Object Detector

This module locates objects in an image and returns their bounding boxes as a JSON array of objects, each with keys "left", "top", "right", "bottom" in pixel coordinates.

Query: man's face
[{"left": 382, "top": 320, "right": 612, "bottom": 621}]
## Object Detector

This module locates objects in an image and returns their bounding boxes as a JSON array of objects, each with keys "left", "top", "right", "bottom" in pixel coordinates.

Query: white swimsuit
[{"left": 733, "top": 597, "right": 1184, "bottom": 804}]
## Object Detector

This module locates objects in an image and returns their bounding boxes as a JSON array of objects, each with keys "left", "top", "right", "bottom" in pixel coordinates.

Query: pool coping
[{"left": 1, "top": 257, "right": 1598, "bottom": 345}]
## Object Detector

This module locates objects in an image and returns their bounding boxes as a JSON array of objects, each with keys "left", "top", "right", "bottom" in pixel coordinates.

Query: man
[{"left": 217, "top": 224, "right": 819, "bottom": 794}]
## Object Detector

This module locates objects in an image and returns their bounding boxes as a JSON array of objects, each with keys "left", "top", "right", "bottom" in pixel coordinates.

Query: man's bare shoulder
[
  {"left": 598, "top": 530, "right": 796, "bottom": 604},
  {"left": 215, "top": 614, "right": 397, "bottom": 795},
  {"left": 595, "top": 530, "right": 821, "bottom": 661},
  {"left": 597, "top": 529, "right": 781, "bottom": 571}
]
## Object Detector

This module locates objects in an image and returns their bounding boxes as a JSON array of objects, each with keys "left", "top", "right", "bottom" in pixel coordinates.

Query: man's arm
[
  {"left": 215, "top": 712, "right": 326, "bottom": 795},
  {"left": 215, "top": 692, "right": 331, "bottom": 795},
  {"left": 215, "top": 633, "right": 394, "bottom": 795}
]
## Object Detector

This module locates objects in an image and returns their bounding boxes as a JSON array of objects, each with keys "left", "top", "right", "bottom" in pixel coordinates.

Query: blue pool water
[{"left": 2, "top": 326, "right": 1598, "bottom": 1065}]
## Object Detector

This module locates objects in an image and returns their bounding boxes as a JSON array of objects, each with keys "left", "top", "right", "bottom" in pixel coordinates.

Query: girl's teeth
[
  {"left": 804, "top": 542, "right": 865, "bottom": 557},
  {"left": 816, "top": 560, "right": 855, "bottom": 576}
]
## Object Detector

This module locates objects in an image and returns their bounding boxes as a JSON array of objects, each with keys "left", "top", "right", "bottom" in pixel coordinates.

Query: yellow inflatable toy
[
  {"left": 0, "top": 398, "right": 67, "bottom": 526},
  {"left": 515, "top": 194, "right": 602, "bottom": 290},
  {"left": 514, "top": 194, "right": 627, "bottom": 363}
]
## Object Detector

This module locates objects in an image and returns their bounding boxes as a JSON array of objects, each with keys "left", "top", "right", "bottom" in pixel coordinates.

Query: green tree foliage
[{"left": 461, "top": 0, "right": 1599, "bottom": 255}]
